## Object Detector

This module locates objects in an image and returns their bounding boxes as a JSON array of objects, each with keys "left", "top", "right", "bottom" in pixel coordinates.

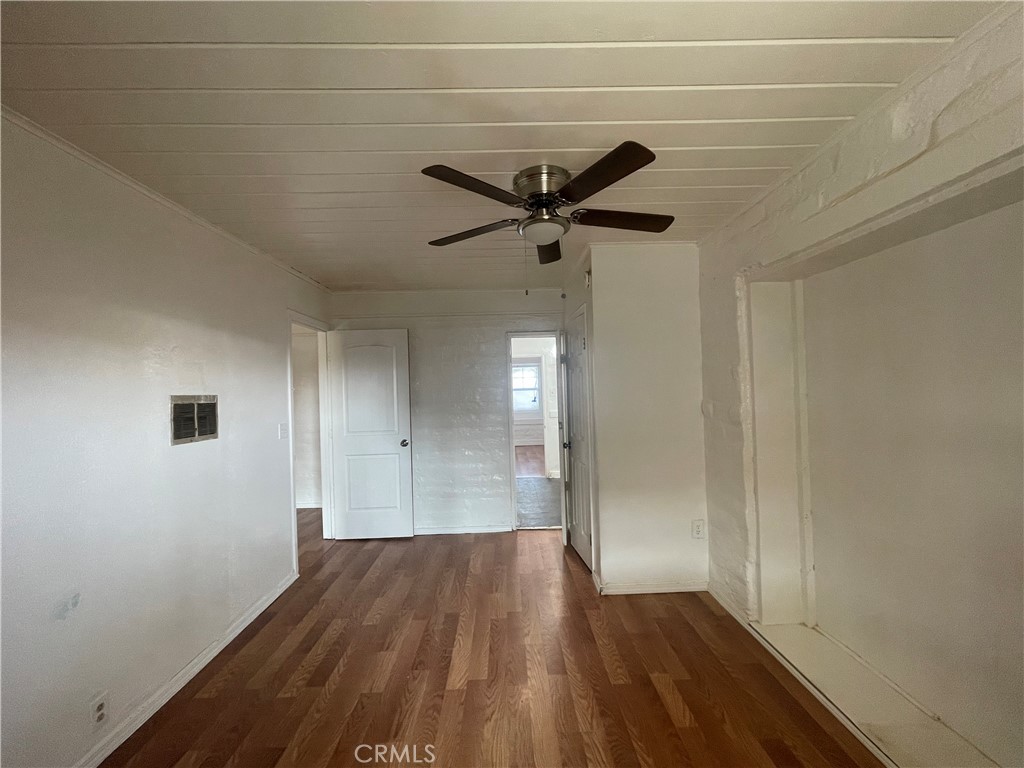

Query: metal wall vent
[{"left": 171, "top": 395, "right": 218, "bottom": 444}]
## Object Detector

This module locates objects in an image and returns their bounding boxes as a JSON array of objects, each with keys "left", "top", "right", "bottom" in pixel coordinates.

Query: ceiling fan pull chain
[{"left": 523, "top": 240, "right": 529, "bottom": 296}]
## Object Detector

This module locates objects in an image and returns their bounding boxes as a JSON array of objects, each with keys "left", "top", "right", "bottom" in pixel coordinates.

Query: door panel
[
  {"left": 565, "top": 308, "right": 594, "bottom": 569},
  {"left": 342, "top": 344, "right": 398, "bottom": 433},
  {"left": 328, "top": 329, "right": 413, "bottom": 539}
]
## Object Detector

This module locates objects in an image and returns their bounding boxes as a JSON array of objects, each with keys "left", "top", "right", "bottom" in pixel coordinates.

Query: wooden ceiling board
[
  {"left": 1, "top": 42, "right": 953, "bottom": 90},
  {"left": 1, "top": 2, "right": 998, "bottom": 43},
  {"left": 198, "top": 201, "right": 747, "bottom": 224},
  {"left": 130, "top": 168, "right": 786, "bottom": 194},
  {"left": 47, "top": 119, "right": 852, "bottom": 154},
  {"left": 0, "top": 85, "right": 891, "bottom": 125},
  {"left": 163, "top": 186, "right": 762, "bottom": 212},
  {"left": 80, "top": 146, "right": 822, "bottom": 177}
]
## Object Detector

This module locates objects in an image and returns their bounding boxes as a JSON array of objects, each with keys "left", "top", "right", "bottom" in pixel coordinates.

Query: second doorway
[{"left": 509, "top": 334, "right": 562, "bottom": 529}]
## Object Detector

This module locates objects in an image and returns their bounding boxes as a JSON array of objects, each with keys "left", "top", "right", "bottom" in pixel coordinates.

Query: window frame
[{"left": 511, "top": 360, "right": 543, "bottom": 418}]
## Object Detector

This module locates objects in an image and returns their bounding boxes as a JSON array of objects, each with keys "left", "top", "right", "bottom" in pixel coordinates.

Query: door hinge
[
  {"left": 559, "top": 353, "right": 567, "bottom": 364},
  {"left": 583, "top": 337, "right": 587, "bottom": 350}
]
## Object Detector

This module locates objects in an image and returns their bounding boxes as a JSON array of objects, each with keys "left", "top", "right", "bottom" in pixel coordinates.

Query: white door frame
[
  {"left": 557, "top": 330, "right": 569, "bottom": 547},
  {"left": 287, "top": 310, "right": 332, "bottom": 566},
  {"left": 506, "top": 332, "right": 566, "bottom": 532},
  {"left": 317, "top": 331, "right": 335, "bottom": 540}
]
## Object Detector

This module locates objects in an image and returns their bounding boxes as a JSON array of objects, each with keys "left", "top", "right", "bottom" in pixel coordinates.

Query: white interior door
[
  {"left": 327, "top": 329, "right": 414, "bottom": 539},
  {"left": 565, "top": 308, "right": 594, "bottom": 569}
]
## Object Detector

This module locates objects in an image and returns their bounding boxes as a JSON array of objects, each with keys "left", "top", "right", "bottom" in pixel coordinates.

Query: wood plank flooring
[
  {"left": 515, "top": 445, "right": 546, "bottom": 478},
  {"left": 101, "top": 510, "right": 882, "bottom": 768}
]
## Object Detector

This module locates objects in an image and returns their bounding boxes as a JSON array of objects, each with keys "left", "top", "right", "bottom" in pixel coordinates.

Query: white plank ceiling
[{"left": 1, "top": 1, "right": 998, "bottom": 291}]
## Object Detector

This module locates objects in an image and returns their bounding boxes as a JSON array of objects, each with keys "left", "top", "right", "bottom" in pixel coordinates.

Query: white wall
[
  {"left": 699, "top": 6, "right": 1023, "bottom": 618},
  {"left": 586, "top": 243, "right": 708, "bottom": 592},
  {"left": 802, "top": 202, "right": 1023, "bottom": 767},
  {"left": 511, "top": 336, "right": 560, "bottom": 477},
  {"left": 1, "top": 116, "right": 328, "bottom": 768},
  {"left": 330, "top": 290, "right": 562, "bottom": 533},
  {"left": 290, "top": 326, "right": 322, "bottom": 507}
]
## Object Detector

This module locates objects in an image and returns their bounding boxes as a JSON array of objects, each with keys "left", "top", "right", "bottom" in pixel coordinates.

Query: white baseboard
[
  {"left": 705, "top": 586, "right": 898, "bottom": 768},
  {"left": 596, "top": 579, "right": 708, "bottom": 595},
  {"left": 75, "top": 570, "right": 299, "bottom": 768},
  {"left": 296, "top": 501, "right": 322, "bottom": 509}
]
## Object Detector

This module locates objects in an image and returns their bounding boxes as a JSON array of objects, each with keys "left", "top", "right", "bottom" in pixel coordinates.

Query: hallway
[
  {"left": 515, "top": 447, "right": 561, "bottom": 529},
  {"left": 102, "top": 510, "right": 881, "bottom": 768}
]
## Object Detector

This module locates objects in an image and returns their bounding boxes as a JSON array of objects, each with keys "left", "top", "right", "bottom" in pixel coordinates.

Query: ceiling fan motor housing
[{"left": 512, "top": 164, "right": 573, "bottom": 205}]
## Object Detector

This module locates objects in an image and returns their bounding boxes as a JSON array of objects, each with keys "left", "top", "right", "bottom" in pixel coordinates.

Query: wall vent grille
[{"left": 171, "top": 395, "right": 218, "bottom": 444}]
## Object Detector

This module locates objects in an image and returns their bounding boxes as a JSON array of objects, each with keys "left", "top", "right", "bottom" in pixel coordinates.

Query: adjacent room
[
  {"left": 1, "top": 3, "right": 1021, "bottom": 768},
  {"left": 290, "top": 322, "right": 326, "bottom": 544},
  {"left": 510, "top": 334, "right": 562, "bottom": 529}
]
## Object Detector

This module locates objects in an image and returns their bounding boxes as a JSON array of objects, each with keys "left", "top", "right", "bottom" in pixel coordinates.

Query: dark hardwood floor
[{"left": 102, "top": 509, "right": 881, "bottom": 768}]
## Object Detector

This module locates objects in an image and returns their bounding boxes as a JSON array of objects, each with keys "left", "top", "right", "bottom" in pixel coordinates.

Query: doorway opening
[
  {"left": 289, "top": 319, "right": 330, "bottom": 569},
  {"left": 508, "top": 334, "right": 563, "bottom": 529}
]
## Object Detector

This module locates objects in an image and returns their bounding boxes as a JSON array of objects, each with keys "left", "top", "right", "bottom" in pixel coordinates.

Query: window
[
  {"left": 170, "top": 395, "right": 218, "bottom": 444},
  {"left": 512, "top": 362, "right": 542, "bottom": 415}
]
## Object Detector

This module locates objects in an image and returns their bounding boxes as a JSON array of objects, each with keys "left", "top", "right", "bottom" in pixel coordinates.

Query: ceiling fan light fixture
[{"left": 518, "top": 212, "right": 570, "bottom": 245}]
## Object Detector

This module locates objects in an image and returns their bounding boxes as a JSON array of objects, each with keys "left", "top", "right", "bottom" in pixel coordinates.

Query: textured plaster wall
[
  {"left": 698, "top": 5, "right": 1024, "bottom": 616},
  {"left": 330, "top": 291, "right": 563, "bottom": 533}
]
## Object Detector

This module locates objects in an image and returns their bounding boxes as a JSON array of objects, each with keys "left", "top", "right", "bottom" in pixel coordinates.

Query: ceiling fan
[{"left": 421, "top": 141, "right": 674, "bottom": 265}]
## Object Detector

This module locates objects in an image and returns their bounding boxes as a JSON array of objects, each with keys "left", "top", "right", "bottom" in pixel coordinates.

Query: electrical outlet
[
  {"left": 691, "top": 519, "right": 706, "bottom": 539},
  {"left": 278, "top": 422, "right": 289, "bottom": 440},
  {"left": 89, "top": 691, "right": 109, "bottom": 731}
]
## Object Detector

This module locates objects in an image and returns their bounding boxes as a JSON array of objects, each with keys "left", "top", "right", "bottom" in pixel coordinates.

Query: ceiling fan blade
[
  {"left": 556, "top": 141, "right": 656, "bottom": 205},
  {"left": 571, "top": 208, "right": 674, "bottom": 233},
  {"left": 428, "top": 219, "right": 520, "bottom": 246},
  {"left": 537, "top": 240, "right": 562, "bottom": 264},
  {"left": 422, "top": 165, "right": 526, "bottom": 207}
]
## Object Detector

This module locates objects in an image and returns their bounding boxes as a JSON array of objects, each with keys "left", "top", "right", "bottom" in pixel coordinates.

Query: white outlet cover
[
  {"left": 88, "top": 691, "right": 109, "bottom": 731},
  {"left": 691, "top": 519, "right": 706, "bottom": 539},
  {"left": 278, "top": 422, "right": 289, "bottom": 439}
]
